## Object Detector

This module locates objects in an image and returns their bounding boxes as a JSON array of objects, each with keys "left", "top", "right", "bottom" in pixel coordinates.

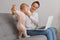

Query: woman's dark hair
[{"left": 32, "top": 1, "right": 40, "bottom": 8}]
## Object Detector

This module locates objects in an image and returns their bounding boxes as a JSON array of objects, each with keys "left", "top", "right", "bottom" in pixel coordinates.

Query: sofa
[{"left": 0, "top": 13, "right": 57, "bottom": 40}]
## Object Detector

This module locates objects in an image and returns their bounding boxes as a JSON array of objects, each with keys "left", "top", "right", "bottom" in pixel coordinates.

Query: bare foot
[
  {"left": 25, "top": 35, "right": 30, "bottom": 38},
  {"left": 18, "top": 32, "right": 22, "bottom": 39}
]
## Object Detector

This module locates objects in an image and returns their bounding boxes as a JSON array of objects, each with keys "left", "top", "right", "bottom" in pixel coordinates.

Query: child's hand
[
  {"left": 11, "top": 4, "right": 17, "bottom": 11},
  {"left": 26, "top": 11, "right": 32, "bottom": 17},
  {"left": 11, "top": 4, "right": 17, "bottom": 15}
]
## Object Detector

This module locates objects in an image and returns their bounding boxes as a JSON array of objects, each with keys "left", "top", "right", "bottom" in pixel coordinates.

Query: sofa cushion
[{"left": 20, "top": 35, "right": 47, "bottom": 40}]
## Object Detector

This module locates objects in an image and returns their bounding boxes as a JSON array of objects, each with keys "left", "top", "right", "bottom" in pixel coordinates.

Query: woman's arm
[{"left": 30, "top": 13, "right": 39, "bottom": 25}]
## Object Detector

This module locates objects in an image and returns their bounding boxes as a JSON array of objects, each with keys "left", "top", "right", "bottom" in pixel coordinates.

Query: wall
[{"left": 0, "top": 0, "right": 60, "bottom": 29}]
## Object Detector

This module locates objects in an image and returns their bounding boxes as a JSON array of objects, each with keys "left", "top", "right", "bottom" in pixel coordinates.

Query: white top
[
  {"left": 14, "top": 10, "right": 27, "bottom": 31},
  {"left": 16, "top": 10, "right": 26, "bottom": 25},
  {"left": 25, "top": 11, "right": 39, "bottom": 30},
  {"left": 12, "top": 10, "right": 26, "bottom": 25}
]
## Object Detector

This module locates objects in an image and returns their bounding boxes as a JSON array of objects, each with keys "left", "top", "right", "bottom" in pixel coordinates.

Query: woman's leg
[
  {"left": 27, "top": 30, "right": 53, "bottom": 40},
  {"left": 47, "top": 27, "right": 57, "bottom": 40},
  {"left": 46, "top": 28, "right": 54, "bottom": 40},
  {"left": 27, "top": 30, "right": 47, "bottom": 36},
  {"left": 27, "top": 27, "right": 56, "bottom": 40}
]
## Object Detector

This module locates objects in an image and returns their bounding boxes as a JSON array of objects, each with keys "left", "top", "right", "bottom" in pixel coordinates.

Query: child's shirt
[{"left": 16, "top": 10, "right": 26, "bottom": 27}]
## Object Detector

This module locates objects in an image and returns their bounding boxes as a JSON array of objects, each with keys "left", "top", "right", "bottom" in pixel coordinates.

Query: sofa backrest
[{"left": 0, "top": 13, "right": 18, "bottom": 40}]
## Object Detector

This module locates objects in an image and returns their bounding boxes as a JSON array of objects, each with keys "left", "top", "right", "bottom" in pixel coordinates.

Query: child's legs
[
  {"left": 20, "top": 24, "right": 28, "bottom": 37},
  {"left": 22, "top": 29, "right": 29, "bottom": 37},
  {"left": 22, "top": 25, "right": 27, "bottom": 37},
  {"left": 17, "top": 23, "right": 28, "bottom": 37},
  {"left": 17, "top": 24, "right": 23, "bottom": 38},
  {"left": 18, "top": 31, "right": 22, "bottom": 38}
]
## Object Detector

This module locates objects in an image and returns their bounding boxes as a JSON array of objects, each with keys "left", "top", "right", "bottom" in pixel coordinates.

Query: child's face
[{"left": 23, "top": 5, "right": 28, "bottom": 13}]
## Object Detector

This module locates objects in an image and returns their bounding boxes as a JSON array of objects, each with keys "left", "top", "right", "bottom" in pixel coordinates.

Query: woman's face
[{"left": 31, "top": 3, "right": 39, "bottom": 12}]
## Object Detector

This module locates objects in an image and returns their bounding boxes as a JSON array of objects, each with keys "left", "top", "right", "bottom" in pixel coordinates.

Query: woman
[{"left": 25, "top": 1, "right": 56, "bottom": 40}]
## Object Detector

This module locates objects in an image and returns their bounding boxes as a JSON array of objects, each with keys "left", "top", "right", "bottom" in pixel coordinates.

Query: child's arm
[
  {"left": 25, "top": 11, "right": 32, "bottom": 17},
  {"left": 11, "top": 4, "right": 17, "bottom": 15}
]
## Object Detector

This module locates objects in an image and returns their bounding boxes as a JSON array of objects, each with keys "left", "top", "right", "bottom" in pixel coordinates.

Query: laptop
[{"left": 36, "top": 16, "right": 53, "bottom": 30}]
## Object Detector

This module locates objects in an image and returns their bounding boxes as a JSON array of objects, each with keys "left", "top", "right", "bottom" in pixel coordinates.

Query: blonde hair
[{"left": 20, "top": 3, "right": 29, "bottom": 10}]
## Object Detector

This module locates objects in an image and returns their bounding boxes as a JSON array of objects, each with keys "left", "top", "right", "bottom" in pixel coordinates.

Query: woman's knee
[
  {"left": 47, "top": 27, "right": 57, "bottom": 33},
  {"left": 47, "top": 27, "right": 55, "bottom": 30}
]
